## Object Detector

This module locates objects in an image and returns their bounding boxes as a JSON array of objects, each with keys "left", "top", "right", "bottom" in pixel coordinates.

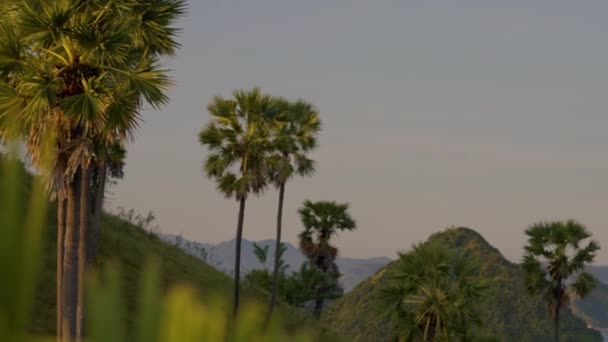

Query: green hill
[{"left": 323, "top": 227, "right": 603, "bottom": 342}]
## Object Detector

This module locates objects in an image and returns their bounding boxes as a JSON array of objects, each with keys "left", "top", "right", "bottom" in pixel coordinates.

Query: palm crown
[
  {"left": 382, "top": 242, "right": 486, "bottom": 341},
  {"left": 522, "top": 220, "right": 599, "bottom": 310},
  {"left": 267, "top": 98, "right": 321, "bottom": 184},
  {"left": 199, "top": 88, "right": 275, "bottom": 200},
  {"left": 0, "top": 0, "right": 185, "bottom": 190},
  {"left": 298, "top": 200, "right": 356, "bottom": 269},
  {"left": 297, "top": 199, "right": 356, "bottom": 318}
]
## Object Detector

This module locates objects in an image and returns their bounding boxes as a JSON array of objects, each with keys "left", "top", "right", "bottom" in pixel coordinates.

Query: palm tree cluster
[
  {"left": 242, "top": 200, "right": 358, "bottom": 318},
  {"left": 381, "top": 243, "right": 487, "bottom": 341},
  {"left": 0, "top": 0, "right": 185, "bottom": 340},
  {"left": 244, "top": 247, "right": 336, "bottom": 310},
  {"left": 198, "top": 88, "right": 329, "bottom": 317}
]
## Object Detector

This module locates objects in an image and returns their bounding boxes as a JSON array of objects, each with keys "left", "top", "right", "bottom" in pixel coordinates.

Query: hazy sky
[{"left": 111, "top": 0, "right": 608, "bottom": 264}]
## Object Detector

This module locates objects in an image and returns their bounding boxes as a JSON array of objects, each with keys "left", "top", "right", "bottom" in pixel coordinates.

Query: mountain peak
[
  {"left": 429, "top": 226, "right": 489, "bottom": 245},
  {"left": 426, "top": 226, "right": 510, "bottom": 266}
]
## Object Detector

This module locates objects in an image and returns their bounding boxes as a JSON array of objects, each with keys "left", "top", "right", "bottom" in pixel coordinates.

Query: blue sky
[{"left": 111, "top": 0, "right": 608, "bottom": 263}]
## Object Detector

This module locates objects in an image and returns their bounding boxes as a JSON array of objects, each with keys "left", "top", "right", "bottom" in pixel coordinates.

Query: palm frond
[
  {"left": 128, "top": 0, "right": 186, "bottom": 55},
  {"left": 104, "top": 92, "right": 141, "bottom": 140},
  {"left": 18, "top": 0, "right": 76, "bottom": 48},
  {"left": 120, "top": 58, "right": 171, "bottom": 109},
  {"left": 571, "top": 271, "right": 596, "bottom": 299},
  {"left": 60, "top": 86, "right": 106, "bottom": 125},
  {"left": 0, "top": 24, "right": 27, "bottom": 76},
  {"left": 0, "top": 82, "right": 28, "bottom": 123},
  {"left": 73, "top": 20, "right": 131, "bottom": 67}
]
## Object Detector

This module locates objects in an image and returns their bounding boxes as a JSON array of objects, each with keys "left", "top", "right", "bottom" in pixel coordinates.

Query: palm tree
[
  {"left": 266, "top": 98, "right": 321, "bottom": 317},
  {"left": 0, "top": 1, "right": 185, "bottom": 339},
  {"left": 252, "top": 242, "right": 270, "bottom": 269},
  {"left": 297, "top": 200, "right": 356, "bottom": 317},
  {"left": 522, "top": 220, "right": 599, "bottom": 342},
  {"left": 381, "top": 243, "right": 487, "bottom": 341},
  {"left": 199, "top": 88, "right": 274, "bottom": 315}
]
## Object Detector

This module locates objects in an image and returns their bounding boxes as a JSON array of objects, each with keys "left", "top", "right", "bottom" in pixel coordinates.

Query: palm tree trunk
[
  {"left": 268, "top": 182, "right": 286, "bottom": 319},
  {"left": 426, "top": 317, "right": 436, "bottom": 342},
  {"left": 554, "top": 298, "right": 561, "bottom": 342},
  {"left": 233, "top": 196, "right": 247, "bottom": 316},
  {"left": 56, "top": 198, "right": 66, "bottom": 339},
  {"left": 76, "top": 165, "right": 91, "bottom": 341},
  {"left": 313, "top": 295, "right": 324, "bottom": 319},
  {"left": 87, "top": 161, "right": 105, "bottom": 263},
  {"left": 553, "top": 280, "right": 563, "bottom": 342},
  {"left": 62, "top": 169, "right": 82, "bottom": 341}
]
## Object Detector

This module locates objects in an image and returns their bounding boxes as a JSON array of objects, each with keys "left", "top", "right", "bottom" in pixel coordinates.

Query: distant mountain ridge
[
  {"left": 160, "top": 234, "right": 391, "bottom": 292},
  {"left": 588, "top": 266, "right": 608, "bottom": 285}
]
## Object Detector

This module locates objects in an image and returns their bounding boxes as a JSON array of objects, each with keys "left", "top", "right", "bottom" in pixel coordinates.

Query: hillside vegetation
[
  {"left": 26, "top": 205, "right": 342, "bottom": 340},
  {"left": 323, "top": 227, "right": 602, "bottom": 342}
]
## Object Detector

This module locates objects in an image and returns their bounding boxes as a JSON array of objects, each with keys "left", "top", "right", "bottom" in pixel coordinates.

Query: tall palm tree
[
  {"left": 381, "top": 243, "right": 486, "bottom": 341},
  {"left": 266, "top": 98, "right": 321, "bottom": 317},
  {"left": 199, "top": 88, "right": 274, "bottom": 315},
  {"left": 298, "top": 200, "right": 356, "bottom": 317},
  {"left": 522, "top": 220, "right": 599, "bottom": 342},
  {"left": 0, "top": 1, "right": 185, "bottom": 340}
]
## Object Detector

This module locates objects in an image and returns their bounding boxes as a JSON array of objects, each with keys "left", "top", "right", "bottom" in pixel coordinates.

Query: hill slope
[
  {"left": 28, "top": 211, "right": 342, "bottom": 340},
  {"left": 0, "top": 159, "right": 341, "bottom": 339},
  {"left": 572, "top": 279, "right": 608, "bottom": 329},
  {"left": 323, "top": 227, "right": 603, "bottom": 342},
  {"left": 568, "top": 266, "right": 608, "bottom": 328},
  {"left": 162, "top": 235, "right": 391, "bottom": 291}
]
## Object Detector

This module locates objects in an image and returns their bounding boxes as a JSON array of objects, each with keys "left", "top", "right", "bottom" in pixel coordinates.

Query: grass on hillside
[{"left": 28, "top": 208, "right": 343, "bottom": 341}]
